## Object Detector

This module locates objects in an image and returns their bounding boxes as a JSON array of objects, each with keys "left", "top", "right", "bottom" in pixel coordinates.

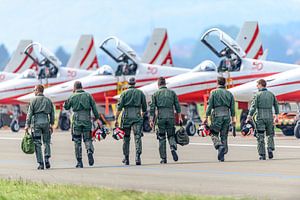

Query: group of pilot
[{"left": 25, "top": 76, "right": 278, "bottom": 170}]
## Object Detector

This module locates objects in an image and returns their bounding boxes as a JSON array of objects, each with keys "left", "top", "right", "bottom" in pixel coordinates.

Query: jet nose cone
[
  {"left": 229, "top": 86, "right": 256, "bottom": 102},
  {"left": 113, "top": 94, "right": 120, "bottom": 100},
  {"left": 17, "top": 93, "right": 34, "bottom": 103}
]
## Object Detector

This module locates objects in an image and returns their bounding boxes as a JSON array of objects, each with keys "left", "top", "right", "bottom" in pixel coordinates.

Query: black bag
[{"left": 175, "top": 126, "right": 189, "bottom": 146}]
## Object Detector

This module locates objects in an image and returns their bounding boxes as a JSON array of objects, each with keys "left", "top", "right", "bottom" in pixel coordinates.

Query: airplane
[
  {"left": 0, "top": 39, "right": 102, "bottom": 132},
  {"left": 132, "top": 25, "right": 300, "bottom": 135},
  {"left": 20, "top": 36, "right": 189, "bottom": 105},
  {"left": 18, "top": 22, "right": 267, "bottom": 134},
  {"left": 0, "top": 40, "right": 39, "bottom": 83},
  {"left": 27, "top": 22, "right": 262, "bottom": 106},
  {"left": 17, "top": 28, "right": 176, "bottom": 130}
]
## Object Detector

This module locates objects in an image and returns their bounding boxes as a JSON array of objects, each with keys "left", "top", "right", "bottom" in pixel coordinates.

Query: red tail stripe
[
  {"left": 80, "top": 38, "right": 94, "bottom": 67},
  {"left": 161, "top": 51, "right": 173, "bottom": 65},
  {"left": 13, "top": 47, "right": 33, "bottom": 73},
  {"left": 86, "top": 56, "right": 99, "bottom": 70},
  {"left": 245, "top": 24, "right": 259, "bottom": 54},
  {"left": 253, "top": 45, "right": 263, "bottom": 59},
  {"left": 149, "top": 33, "right": 167, "bottom": 64}
]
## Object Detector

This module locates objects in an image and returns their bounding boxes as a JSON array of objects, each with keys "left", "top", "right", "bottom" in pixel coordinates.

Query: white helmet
[
  {"left": 192, "top": 60, "right": 216, "bottom": 72},
  {"left": 97, "top": 65, "right": 113, "bottom": 75}
]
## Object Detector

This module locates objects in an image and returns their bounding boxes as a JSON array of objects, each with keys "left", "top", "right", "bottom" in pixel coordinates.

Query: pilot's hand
[
  {"left": 24, "top": 126, "right": 29, "bottom": 133},
  {"left": 96, "top": 119, "right": 102, "bottom": 128},
  {"left": 178, "top": 115, "right": 183, "bottom": 126},
  {"left": 231, "top": 116, "right": 236, "bottom": 126},
  {"left": 246, "top": 115, "right": 252, "bottom": 123},
  {"left": 150, "top": 120, "right": 154, "bottom": 128},
  {"left": 49, "top": 125, "right": 54, "bottom": 134},
  {"left": 115, "top": 121, "right": 119, "bottom": 128},
  {"left": 203, "top": 117, "right": 208, "bottom": 125},
  {"left": 274, "top": 115, "right": 279, "bottom": 124}
]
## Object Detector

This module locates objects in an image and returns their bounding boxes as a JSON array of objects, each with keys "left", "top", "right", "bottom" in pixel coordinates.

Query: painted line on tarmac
[
  {"left": 190, "top": 142, "right": 300, "bottom": 149},
  {"left": 131, "top": 166, "right": 300, "bottom": 180},
  {"left": 0, "top": 137, "right": 21, "bottom": 141}
]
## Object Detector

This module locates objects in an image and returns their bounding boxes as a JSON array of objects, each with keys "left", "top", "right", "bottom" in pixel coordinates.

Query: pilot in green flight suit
[
  {"left": 25, "top": 84, "right": 55, "bottom": 170},
  {"left": 64, "top": 81, "right": 102, "bottom": 168},
  {"left": 247, "top": 79, "right": 279, "bottom": 160},
  {"left": 150, "top": 77, "right": 182, "bottom": 164},
  {"left": 204, "top": 77, "right": 236, "bottom": 162},
  {"left": 115, "top": 77, "right": 147, "bottom": 165}
]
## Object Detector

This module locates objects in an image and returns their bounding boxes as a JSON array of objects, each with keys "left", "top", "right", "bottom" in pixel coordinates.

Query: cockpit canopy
[
  {"left": 92, "top": 65, "right": 114, "bottom": 76},
  {"left": 192, "top": 60, "right": 217, "bottom": 72},
  {"left": 201, "top": 28, "right": 246, "bottom": 59},
  {"left": 99, "top": 37, "right": 140, "bottom": 63},
  {"left": 24, "top": 42, "right": 60, "bottom": 79},
  {"left": 19, "top": 69, "right": 37, "bottom": 79},
  {"left": 100, "top": 37, "right": 140, "bottom": 76},
  {"left": 24, "top": 42, "right": 62, "bottom": 68}
]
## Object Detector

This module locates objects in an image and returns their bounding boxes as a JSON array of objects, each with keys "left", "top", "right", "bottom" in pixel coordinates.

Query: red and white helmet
[
  {"left": 112, "top": 127, "right": 125, "bottom": 140},
  {"left": 92, "top": 126, "right": 109, "bottom": 141},
  {"left": 197, "top": 124, "right": 210, "bottom": 137},
  {"left": 241, "top": 122, "right": 254, "bottom": 136}
]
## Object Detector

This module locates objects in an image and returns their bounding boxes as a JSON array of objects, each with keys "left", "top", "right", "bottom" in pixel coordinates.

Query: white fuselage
[
  {"left": 137, "top": 59, "right": 300, "bottom": 103},
  {"left": 0, "top": 68, "right": 91, "bottom": 104},
  {"left": 18, "top": 63, "right": 191, "bottom": 104},
  {"left": 229, "top": 67, "right": 300, "bottom": 103}
]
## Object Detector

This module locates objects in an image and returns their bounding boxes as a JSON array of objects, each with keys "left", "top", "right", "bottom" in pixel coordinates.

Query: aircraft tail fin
[
  {"left": 236, "top": 21, "right": 264, "bottom": 60},
  {"left": 142, "top": 28, "right": 173, "bottom": 66},
  {"left": 66, "top": 35, "right": 99, "bottom": 70},
  {"left": 4, "top": 40, "right": 38, "bottom": 73}
]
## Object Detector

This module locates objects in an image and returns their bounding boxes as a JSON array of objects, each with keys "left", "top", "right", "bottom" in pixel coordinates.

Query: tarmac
[{"left": 0, "top": 129, "right": 299, "bottom": 199}]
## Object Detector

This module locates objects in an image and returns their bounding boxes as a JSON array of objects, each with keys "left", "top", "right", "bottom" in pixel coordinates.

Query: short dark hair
[
  {"left": 217, "top": 77, "right": 226, "bottom": 86},
  {"left": 35, "top": 84, "right": 44, "bottom": 93},
  {"left": 128, "top": 77, "right": 136, "bottom": 85},
  {"left": 158, "top": 77, "right": 166, "bottom": 86},
  {"left": 257, "top": 79, "right": 267, "bottom": 87},
  {"left": 74, "top": 81, "right": 83, "bottom": 90}
]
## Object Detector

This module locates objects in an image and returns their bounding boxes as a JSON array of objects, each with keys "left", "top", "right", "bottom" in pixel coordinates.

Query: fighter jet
[{"left": 133, "top": 26, "right": 300, "bottom": 135}]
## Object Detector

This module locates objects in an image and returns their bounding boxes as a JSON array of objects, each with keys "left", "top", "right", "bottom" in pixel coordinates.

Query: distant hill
[
  {"left": 55, "top": 46, "right": 70, "bottom": 66},
  {"left": 0, "top": 44, "right": 10, "bottom": 70}
]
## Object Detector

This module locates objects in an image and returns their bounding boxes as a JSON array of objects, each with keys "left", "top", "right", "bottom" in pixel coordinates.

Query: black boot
[
  {"left": 171, "top": 150, "right": 178, "bottom": 162},
  {"left": 88, "top": 153, "right": 94, "bottom": 166},
  {"left": 267, "top": 148, "right": 273, "bottom": 159},
  {"left": 160, "top": 158, "right": 167, "bottom": 164},
  {"left": 136, "top": 154, "right": 141, "bottom": 165},
  {"left": 122, "top": 155, "right": 129, "bottom": 165},
  {"left": 37, "top": 162, "right": 44, "bottom": 170},
  {"left": 76, "top": 159, "right": 83, "bottom": 168},
  {"left": 259, "top": 154, "right": 266, "bottom": 160},
  {"left": 218, "top": 145, "right": 225, "bottom": 162},
  {"left": 45, "top": 157, "right": 51, "bottom": 169}
]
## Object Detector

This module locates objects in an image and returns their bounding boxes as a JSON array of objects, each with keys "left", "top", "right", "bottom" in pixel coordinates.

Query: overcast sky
[{"left": 1, "top": 0, "right": 300, "bottom": 52}]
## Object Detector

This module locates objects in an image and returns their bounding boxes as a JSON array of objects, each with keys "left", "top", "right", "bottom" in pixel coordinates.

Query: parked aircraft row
[{"left": 1, "top": 21, "right": 300, "bottom": 138}]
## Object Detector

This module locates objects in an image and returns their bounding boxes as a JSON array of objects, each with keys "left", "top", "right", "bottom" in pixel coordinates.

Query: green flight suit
[
  {"left": 150, "top": 86, "right": 181, "bottom": 160},
  {"left": 206, "top": 86, "right": 235, "bottom": 153},
  {"left": 117, "top": 85, "right": 147, "bottom": 157},
  {"left": 64, "top": 89, "right": 100, "bottom": 161},
  {"left": 248, "top": 88, "right": 279, "bottom": 155},
  {"left": 26, "top": 94, "right": 55, "bottom": 164}
]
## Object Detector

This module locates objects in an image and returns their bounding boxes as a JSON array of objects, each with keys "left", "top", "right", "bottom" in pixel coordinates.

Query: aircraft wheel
[
  {"left": 10, "top": 120, "right": 20, "bottom": 132},
  {"left": 281, "top": 127, "right": 294, "bottom": 136},
  {"left": 185, "top": 120, "right": 196, "bottom": 136},
  {"left": 294, "top": 123, "right": 300, "bottom": 139},
  {"left": 59, "top": 117, "right": 70, "bottom": 131}
]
